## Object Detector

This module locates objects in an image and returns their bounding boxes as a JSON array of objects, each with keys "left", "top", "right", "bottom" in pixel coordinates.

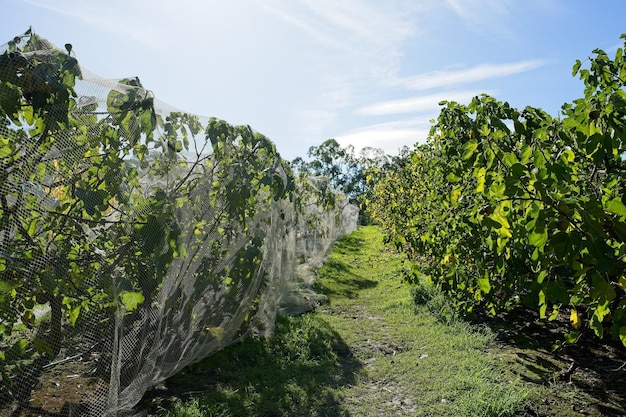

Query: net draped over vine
[{"left": 0, "top": 31, "right": 358, "bottom": 416}]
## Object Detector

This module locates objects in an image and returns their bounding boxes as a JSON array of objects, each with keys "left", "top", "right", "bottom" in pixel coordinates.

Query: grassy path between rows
[{"left": 156, "top": 226, "right": 624, "bottom": 416}]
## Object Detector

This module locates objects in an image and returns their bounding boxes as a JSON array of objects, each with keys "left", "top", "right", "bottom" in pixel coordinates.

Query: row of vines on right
[{"left": 368, "top": 34, "right": 626, "bottom": 347}]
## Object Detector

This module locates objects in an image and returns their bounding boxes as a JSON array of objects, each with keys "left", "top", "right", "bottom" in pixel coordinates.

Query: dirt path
[
  {"left": 5, "top": 226, "right": 626, "bottom": 416},
  {"left": 305, "top": 226, "right": 626, "bottom": 416},
  {"left": 141, "top": 225, "right": 625, "bottom": 416},
  {"left": 307, "top": 226, "right": 529, "bottom": 416}
]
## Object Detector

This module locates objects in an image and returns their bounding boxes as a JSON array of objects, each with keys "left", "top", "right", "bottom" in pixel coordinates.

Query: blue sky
[{"left": 2, "top": 0, "right": 626, "bottom": 160}]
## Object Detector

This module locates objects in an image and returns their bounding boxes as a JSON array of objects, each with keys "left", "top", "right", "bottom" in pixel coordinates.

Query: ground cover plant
[
  {"left": 154, "top": 226, "right": 542, "bottom": 417},
  {"left": 155, "top": 226, "right": 626, "bottom": 416}
]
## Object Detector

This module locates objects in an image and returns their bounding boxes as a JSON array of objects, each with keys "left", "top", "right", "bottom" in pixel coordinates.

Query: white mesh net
[{"left": 0, "top": 30, "right": 358, "bottom": 416}]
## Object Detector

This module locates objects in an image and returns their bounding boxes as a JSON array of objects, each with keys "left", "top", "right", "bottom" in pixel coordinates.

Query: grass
[
  {"left": 154, "top": 225, "right": 625, "bottom": 416},
  {"left": 308, "top": 227, "right": 528, "bottom": 416},
  {"left": 153, "top": 312, "right": 358, "bottom": 416},
  {"left": 153, "top": 226, "right": 527, "bottom": 416}
]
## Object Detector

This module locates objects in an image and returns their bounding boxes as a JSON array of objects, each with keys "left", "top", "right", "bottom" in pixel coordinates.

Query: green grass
[
  {"left": 310, "top": 226, "right": 528, "bottom": 416},
  {"left": 155, "top": 313, "right": 357, "bottom": 416},
  {"left": 156, "top": 225, "right": 531, "bottom": 416}
]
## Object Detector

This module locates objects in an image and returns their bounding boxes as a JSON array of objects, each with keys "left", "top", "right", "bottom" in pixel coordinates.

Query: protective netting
[{"left": 0, "top": 31, "right": 358, "bottom": 416}]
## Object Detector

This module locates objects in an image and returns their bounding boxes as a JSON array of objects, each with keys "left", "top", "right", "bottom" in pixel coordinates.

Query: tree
[
  {"left": 0, "top": 32, "right": 177, "bottom": 397},
  {"left": 369, "top": 35, "right": 626, "bottom": 347},
  {"left": 292, "top": 139, "right": 390, "bottom": 223},
  {"left": 0, "top": 31, "right": 296, "bottom": 403},
  {"left": 0, "top": 30, "right": 365, "bottom": 415}
]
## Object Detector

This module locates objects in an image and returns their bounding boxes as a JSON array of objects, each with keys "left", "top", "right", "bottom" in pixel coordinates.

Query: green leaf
[
  {"left": 572, "top": 59, "right": 582, "bottom": 76},
  {"left": 606, "top": 197, "right": 626, "bottom": 217},
  {"left": 75, "top": 188, "right": 109, "bottom": 216},
  {"left": 548, "top": 306, "right": 560, "bottom": 321},
  {"left": 120, "top": 291, "right": 145, "bottom": 312},
  {"left": 68, "top": 305, "right": 81, "bottom": 326},
  {"left": 0, "top": 143, "right": 13, "bottom": 158},
  {"left": 533, "top": 150, "right": 546, "bottom": 169},
  {"left": 502, "top": 153, "right": 519, "bottom": 167},
  {"left": 619, "top": 326, "right": 626, "bottom": 347},
  {"left": 33, "top": 337, "right": 54, "bottom": 357},
  {"left": 593, "top": 301, "right": 611, "bottom": 323},
  {"left": 138, "top": 215, "right": 166, "bottom": 254},
  {"left": 0, "top": 280, "right": 20, "bottom": 293},
  {"left": 491, "top": 213, "right": 512, "bottom": 238},
  {"left": 482, "top": 216, "right": 502, "bottom": 229},
  {"left": 591, "top": 273, "right": 616, "bottom": 303},
  {"left": 528, "top": 229, "right": 548, "bottom": 248},
  {"left": 446, "top": 173, "right": 462, "bottom": 183},
  {"left": 475, "top": 167, "right": 486, "bottom": 193},
  {"left": 462, "top": 140, "right": 478, "bottom": 160},
  {"left": 27, "top": 219, "right": 38, "bottom": 236},
  {"left": 536, "top": 270, "right": 548, "bottom": 284},
  {"left": 520, "top": 144, "right": 533, "bottom": 164},
  {"left": 564, "top": 331, "right": 580, "bottom": 344},
  {"left": 6, "top": 339, "right": 28, "bottom": 360},
  {"left": 590, "top": 314, "right": 604, "bottom": 338},
  {"left": 477, "top": 275, "right": 491, "bottom": 294}
]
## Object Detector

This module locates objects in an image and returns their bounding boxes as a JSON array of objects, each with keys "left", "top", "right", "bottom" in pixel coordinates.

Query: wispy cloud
[
  {"left": 21, "top": 0, "right": 108, "bottom": 27},
  {"left": 336, "top": 119, "right": 432, "bottom": 154},
  {"left": 294, "top": 108, "right": 339, "bottom": 142},
  {"left": 253, "top": 0, "right": 429, "bottom": 149},
  {"left": 357, "top": 90, "right": 491, "bottom": 116},
  {"left": 254, "top": 1, "right": 353, "bottom": 53},
  {"left": 297, "top": 0, "right": 415, "bottom": 48},
  {"left": 398, "top": 60, "right": 544, "bottom": 91},
  {"left": 606, "top": 41, "right": 626, "bottom": 55},
  {"left": 20, "top": 0, "right": 167, "bottom": 49},
  {"left": 445, "top": 0, "right": 512, "bottom": 21},
  {"left": 257, "top": 0, "right": 417, "bottom": 52},
  {"left": 444, "top": 0, "right": 515, "bottom": 35}
]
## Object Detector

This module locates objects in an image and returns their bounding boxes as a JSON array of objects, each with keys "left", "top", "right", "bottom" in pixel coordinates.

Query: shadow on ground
[
  {"left": 478, "top": 308, "right": 626, "bottom": 416},
  {"left": 139, "top": 315, "right": 361, "bottom": 417},
  {"left": 312, "top": 234, "right": 378, "bottom": 300},
  {"left": 332, "top": 233, "right": 366, "bottom": 255},
  {"left": 136, "top": 232, "right": 375, "bottom": 416},
  {"left": 313, "top": 258, "right": 378, "bottom": 299}
]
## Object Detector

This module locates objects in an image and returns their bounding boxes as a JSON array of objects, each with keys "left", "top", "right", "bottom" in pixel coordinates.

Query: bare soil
[{"left": 480, "top": 308, "right": 626, "bottom": 416}]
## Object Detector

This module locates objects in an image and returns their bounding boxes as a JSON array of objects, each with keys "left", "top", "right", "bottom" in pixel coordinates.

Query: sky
[{"left": 2, "top": 0, "right": 626, "bottom": 161}]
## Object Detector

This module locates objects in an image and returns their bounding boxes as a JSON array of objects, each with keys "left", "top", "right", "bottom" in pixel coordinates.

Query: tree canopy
[{"left": 368, "top": 35, "right": 626, "bottom": 348}]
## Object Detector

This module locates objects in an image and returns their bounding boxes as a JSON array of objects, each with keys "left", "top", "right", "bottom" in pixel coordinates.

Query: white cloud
[
  {"left": 297, "top": 0, "right": 415, "bottom": 48},
  {"left": 257, "top": 0, "right": 418, "bottom": 52},
  {"left": 336, "top": 119, "right": 433, "bottom": 154},
  {"left": 20, "top": 0, "right": 164, "bottom": 49},
  {"left": 445, "top": 0, "right": 512, "bottom": 20},
  {"left": 399, "top": 60, "right": 544, "bottom": 91},
  {"left": 248, "top": 0, "right": 432, "bottom": 152},
  {"left": 318, "top": 75, "right": 355, "bottom": 110},
  {"left": 293, "top": 108, "right": 339, "bottom": 143},
  {"left": 444, "top": 0, "right": 515, "bottom": 35},
  {"left": 357, "top": 90, "right": 491, "bottom": 116},
  {"left": 253, "top": 0, "right": 424, "bottom": 87},
  {"left": 11, "top": 0, "right": 558, "bottom": 162},
  {"left": 254, "top": 1, "right": 352, "bottom": 53}
]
